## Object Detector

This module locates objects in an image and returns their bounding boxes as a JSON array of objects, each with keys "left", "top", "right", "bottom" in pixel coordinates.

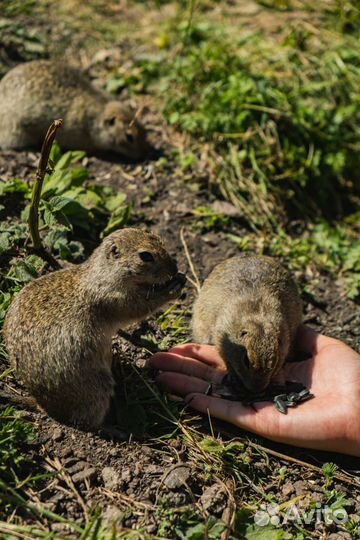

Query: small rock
[
  {"left": 145, "top": 464, "right": 161, "bottom": 474},
  {"left": 142, "top": 445, "right": 154, "bottom": 456},
  {"left": 121, "top": 468, "right": 132, "bottom": 484},
  {"left": 173, "top": 203, "right": 190, "bottom": 214},
  {"left": 282, "top": 482, "right": 295, "bottom": 498},
  {"left": 72, "top": 467, "right": 96, "bottom": 483},
  {"left": 293, "top": 480, "right": 308, "bottom": 496},
  {"left": 212, "top": 200, "right": 241, "bottom": 217},
  {"left": 103, "top": 505, "right": 122, "bottom": 525},
  {"left": 57, "top": 446, "right": 72, "bottom": 458},
  {"left": 91, "top": 47, "right": 122, "bottom": 66},
  {"left": 67, "top": 461, "right": 89, "bottom": 474},
  {"left": 167, "top": 492, "right": 187, "bottom": 506},
  {"left": 311, "top": 491, "right": 324, "bottom": 504},
  {"left": 50, "top": 523, "right": 70, "bottom": 533},
  {"left": 102, "top": 467, "right": 120, "bottom": 491},
  {"left": 52, "top": 427, "right": 64, "bottom": 441},
  {"left": 163, "top": 465, "right": 190, "bottom": 490},
  {"left": 328, "top": 533, "right": 352, "bottom": 540},
  {"left": 63, "top": 457, "right": 78, "bottom": 467},
  {"left": 74, "top": 449, "right": 86, "bottom": 459},
  {"left": 200, "top": 484, "right": 226, "bottom": 512}
]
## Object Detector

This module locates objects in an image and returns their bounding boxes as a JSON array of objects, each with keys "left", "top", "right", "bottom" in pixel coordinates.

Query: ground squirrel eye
[
  {"left": 139, "top": 251, "right": 154, "bottom": 263},
  {"left": 126, "top": 131, "right": 134, "bottom": 143},
  {"left": 106, "top": 116, "right": 116, "bottom": 126}
]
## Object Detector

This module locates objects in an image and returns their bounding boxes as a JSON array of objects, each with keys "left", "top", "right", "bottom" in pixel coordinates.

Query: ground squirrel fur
[
  {"left": 0, "top": 60, "right": 148, "bottom": 159},
  {"left": 192, "top": 255, "right": 302, "bottom": 392},
  {"left": 4, "top": 228, "right": 185, "bottom": 430}
]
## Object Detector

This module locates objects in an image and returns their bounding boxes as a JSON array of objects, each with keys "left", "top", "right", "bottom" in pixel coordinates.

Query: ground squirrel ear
[{"left": 106, "top": 243, "right": 121, "bottom": 260}]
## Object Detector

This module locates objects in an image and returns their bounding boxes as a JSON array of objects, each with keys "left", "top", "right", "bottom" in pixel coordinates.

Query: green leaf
[
  {"left": 68, "top": 167, "right": 89, "bottom": 185},
  {"left": 244, "top": 524, "right": 288, "bottom": 540},
  {"left": 63, "top": 188, "right": 103, "bottom": 209},
  {"left": 0, "top": 178, "right": 30, "bottom": 196},
  {"left": 45, "top": 196, "right": 89, "bottom": 225},
  {"left": 177, "top": 522, "right": 205, "bottom": 540},
  {"left": 101, "top": 205, "right": 132, "bottom": 237},
  {"left": 224, "top": 441, "right": 245, "bottom": 453},
  {"left": 0, "top": 233, "right": 10, "bottom": 255},
  {"left": 199, "top": 437, "right": 224, "bottom": 455},
  {"left": 48, "top": 196, "right": 77, "bottom": 213},
  {"left": 55, "top": 150, "right": 86, "bottom": 170},
  {"left": 42, "top": 169, "right": 74, "bottom": 198},
  {"left": 49, "top": 140, "right": 62, "bottom": 164},
  {"left": 103, "top": 192, "right": 127, "bottom": 213},
  {"left": 8, "top": 255, "right": 44, "bottom": 284},
  {"left": 43, "top": 206, "right": 58, "bottom": 228}
]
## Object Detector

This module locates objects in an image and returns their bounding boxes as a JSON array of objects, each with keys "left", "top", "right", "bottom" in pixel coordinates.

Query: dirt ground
[
  {"left": 1, "top": 144, "right": 360, "bottom": 538},
  {"left": 1, "top": 1, "right": 360, "bottom": 538}
]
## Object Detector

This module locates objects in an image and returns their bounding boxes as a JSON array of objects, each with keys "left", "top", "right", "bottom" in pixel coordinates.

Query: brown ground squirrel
[
  {"left": 4, "top": 228, "right": 185, "bottom": 430},
  {"left": 192, "top": 255, "right": 302, "bottom": 392},
  {"left": 0, "top": 60, "right": 148, "bottom": 159}
]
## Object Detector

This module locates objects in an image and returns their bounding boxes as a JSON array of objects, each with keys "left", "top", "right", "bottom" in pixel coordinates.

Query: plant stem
[{"left": 28, "top": 119, "right": 63, "bottom": 250}]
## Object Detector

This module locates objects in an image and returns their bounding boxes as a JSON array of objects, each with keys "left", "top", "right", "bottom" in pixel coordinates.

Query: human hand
[{"left": 149, "top": 326, "right": 360, "bottom": 456}]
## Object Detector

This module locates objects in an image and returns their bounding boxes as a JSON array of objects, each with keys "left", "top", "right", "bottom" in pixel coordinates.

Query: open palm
[{"left": 150, "top": 326, "right": 360, "bottom": 456}]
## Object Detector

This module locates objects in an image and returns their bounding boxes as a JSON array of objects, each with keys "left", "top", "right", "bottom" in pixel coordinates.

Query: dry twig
[
  {"left": 28, "top": 119, "right": 63, "bottom": 269},
  {"left": 180, "top": 228, "right": 201, "bottom": 293}
]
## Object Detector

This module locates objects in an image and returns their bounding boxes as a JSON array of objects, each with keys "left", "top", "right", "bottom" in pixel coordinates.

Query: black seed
[
  {"left": 298, "top": 393, "right": 314, "bottom": 403},
  {"left": 274, "top": 397, "right": 288, "bottom": 414},
  {"left": 285, "top": 401, "right": 297, "bottom": 407},
  {"left": 275, "top": 393, "right": 288, "bottom": 400}
]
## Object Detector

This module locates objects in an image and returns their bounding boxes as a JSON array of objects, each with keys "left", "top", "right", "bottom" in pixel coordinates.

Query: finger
[
  {"left": 295, "top": 325, "right": 340, "bottom": 356},
  {"left": 186, "top": 393, "right": 360, "bottom": 456},
  {"left": 184, "top": 393, "right": 276, "bottom": 434},
  {"left": 156, "top": 372, "right": 211, "bottom": 396},
  {"left": 168, "top": 343, "right": 227, "bottom": 369},
  {"left": 185, "top": 393, "right": 323, "bottom": 440},
  {"left": 149, "top": 352, "right": 226, "bottom": 383}
]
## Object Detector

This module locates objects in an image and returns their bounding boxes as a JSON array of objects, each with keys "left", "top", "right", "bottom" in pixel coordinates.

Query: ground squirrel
[
  {"left": 192, "top": 255, "right": 302, "bottom": 392},
  {"left": 4, "top": 228, "right": 186, "bottom": 429},
  {"left": 0, "top": 60, "right": 148, "bottom": 159}
]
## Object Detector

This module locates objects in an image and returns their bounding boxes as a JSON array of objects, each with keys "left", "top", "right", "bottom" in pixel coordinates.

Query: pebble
[
  {"left": 103, "top": 504, "right": 122, "bottom": 525},
  {"left": 328, "top": 533, "right": 352, "bottom": 540},
  {"left": 200, "top": 484, "right": 225, "bottom": 512},
  {"left": 281, "top": 482, "right": 295, "bottom": 497},
  {"left": 52, "top": 427, "right": 64, "bottom": 441},
  {"left": 67, "top": 461, "right": 89, "bottom": 474},
  {"left": 163, "top": 465, "right": 190, "bottom": 490},
  {"left": 72, "top": 467, "right": 96, "bottom": 483},
  {"left": 293, "top": 480, "right": 309, "bottom": 496},
  {"left": 102, "top": 466, "right": 120, "bottom": 491},
  {"left": 121, "top": 468, "right": 132, "bottom": 484}
]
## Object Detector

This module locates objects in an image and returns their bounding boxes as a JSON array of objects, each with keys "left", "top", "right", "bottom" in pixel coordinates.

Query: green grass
[
  {"left": 104, "top": 5, "right": 360, "bottom": 299},
  {"left": 126, "top": 20, "right": 360, "bottom": 223}
]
